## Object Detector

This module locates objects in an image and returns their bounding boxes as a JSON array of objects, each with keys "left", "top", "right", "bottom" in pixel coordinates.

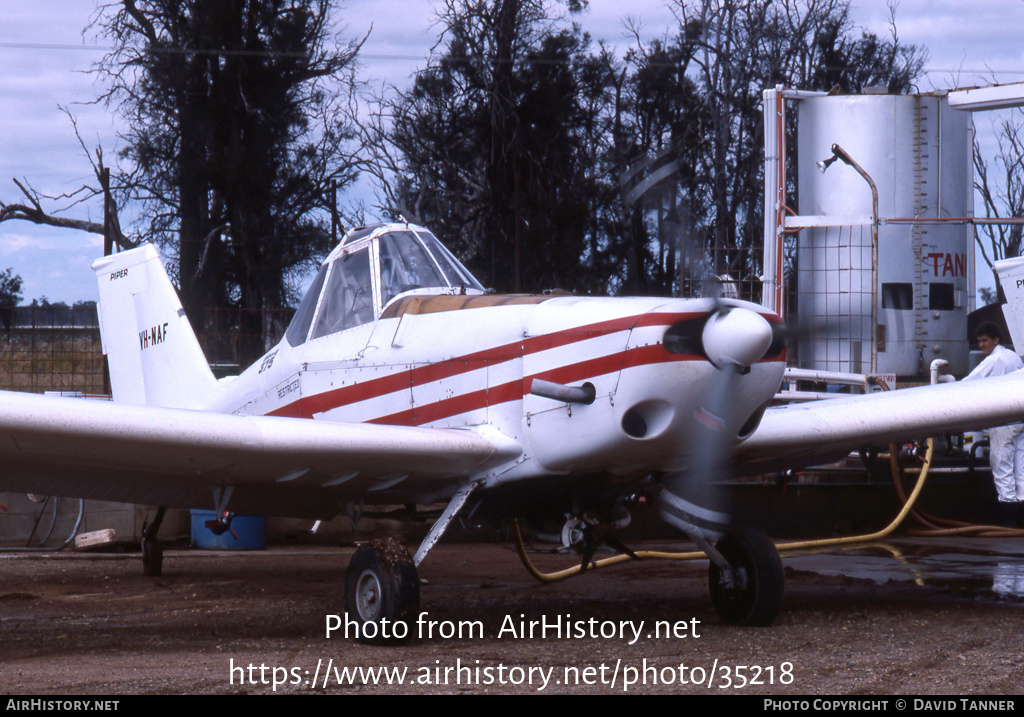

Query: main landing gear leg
[{"left": 141, "top": 506, "right": 167, "bottom": 577}]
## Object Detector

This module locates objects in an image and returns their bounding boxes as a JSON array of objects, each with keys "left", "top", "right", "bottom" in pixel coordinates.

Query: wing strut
[{"left": 412, "top": 481, "right": 480, "bottom": 567}]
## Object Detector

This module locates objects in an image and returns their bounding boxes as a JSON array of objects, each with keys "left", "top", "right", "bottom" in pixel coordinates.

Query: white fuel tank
[{"left": 796, "top": 92, "right": 974, "bottom": 378}]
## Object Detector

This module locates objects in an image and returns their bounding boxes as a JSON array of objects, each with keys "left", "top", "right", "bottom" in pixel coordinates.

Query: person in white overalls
[{"left": 964, "top": 321, "right": 1024, "bottom": 527}]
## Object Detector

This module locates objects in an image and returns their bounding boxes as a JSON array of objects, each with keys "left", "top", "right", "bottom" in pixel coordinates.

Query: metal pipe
[
  {"left": 774, "top": 391, "right": 854, "bottom": 402},
  {"left": 530, "top": 379, "right": 596, "bottom": 405},
  {"left": 823, "top": 144, "right": 879, "bottom": 374},
  {"left": 886, "top": 216, "right": 1024, "bottom": 225},
  {"left": 761, "top": 86, "right": 786, "bottom": 313},
  {"left": 783, "top": 367, "right": 871, "bottom": 385}
]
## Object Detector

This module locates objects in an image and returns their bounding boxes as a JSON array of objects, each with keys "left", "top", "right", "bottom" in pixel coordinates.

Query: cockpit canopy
[{"left": 285, "top": 223, "right": 484, "bottom": 346}]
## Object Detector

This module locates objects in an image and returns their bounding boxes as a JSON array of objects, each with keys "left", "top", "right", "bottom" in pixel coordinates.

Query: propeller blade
[
  {"left": 659, "top": 361, "right": 741, "bottom": 538},
  {"left": 659, "top": 305, "right": 775, "bottom": 538}
]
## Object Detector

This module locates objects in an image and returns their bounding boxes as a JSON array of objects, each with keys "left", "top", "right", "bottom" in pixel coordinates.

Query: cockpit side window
[
  {"left": 285, "top": 262, "right": 328, "bottom": 347},
  {"left": 311, "top": 248, "right": 374, "bottom": 339},
  {"left": 378, "top": 231, "right": 448, "bottom": 307}
]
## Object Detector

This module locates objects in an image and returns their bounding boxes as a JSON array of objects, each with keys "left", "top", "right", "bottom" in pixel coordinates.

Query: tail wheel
[
  {"left": 141, "top": 538, "right": 163, "bottom": 577},
  {"left": 344, "top": 538, "right": 420, "bottom": 643},
  {"left": 708, "top": 527, "right": 784, "bottom": 626}
]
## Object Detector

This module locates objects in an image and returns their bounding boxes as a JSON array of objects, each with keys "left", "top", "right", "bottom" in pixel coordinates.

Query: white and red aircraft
[{"left": 2, "top": 222, "right": 1024, "bottom": 632}]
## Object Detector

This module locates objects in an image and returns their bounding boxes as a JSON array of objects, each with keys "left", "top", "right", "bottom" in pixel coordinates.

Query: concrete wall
[
  {"left": 0, "top": 495, "right": 419, "bottom": 548},
  {"left": 0, "top": 495, "right": 188, "bottom": 548}
]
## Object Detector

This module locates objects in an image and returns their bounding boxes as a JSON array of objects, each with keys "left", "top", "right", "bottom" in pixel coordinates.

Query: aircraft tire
[
  {"left": 141, "top": 538, "right": 163, "bottom": 577},
  {"left": 344, "top": 538, "right": 420, "bottom": 643},
  {"left": 708, "top": 527, "right": 783, "bottom": 626}
]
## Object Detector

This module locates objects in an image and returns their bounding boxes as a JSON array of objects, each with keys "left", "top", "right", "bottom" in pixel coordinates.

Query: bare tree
[
  {"left": 92, "top": 0, "right": 364, "bottom": 363},
  {"left": 0, "top": 112, "right": 132, "bottom": 251},
  {"left": 974, "top": 111, "right": 1024, "bottom": 280},
  {"left": 666, "top": 0, "right": 924, "bottom": 292}
]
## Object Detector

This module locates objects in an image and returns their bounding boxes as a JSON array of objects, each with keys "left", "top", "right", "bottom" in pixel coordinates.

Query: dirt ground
[{"left": 1, "top": 540, "right": 1023, "bottom": 695}]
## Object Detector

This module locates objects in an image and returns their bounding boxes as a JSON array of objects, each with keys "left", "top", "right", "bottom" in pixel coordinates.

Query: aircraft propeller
[
  {"left": 658, "top": 303, "right": 775, "bottom": 538},
  {"left": 658, "top": 300, "right": 786, "bottom": 626}
]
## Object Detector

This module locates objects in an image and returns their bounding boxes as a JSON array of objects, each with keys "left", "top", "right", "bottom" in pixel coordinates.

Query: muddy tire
[
  {"left": 708, "top": 527, "right": 784, "bottom": 626},
  {"left": 344, "top": 538, "right": 420, "bottom": 643}
]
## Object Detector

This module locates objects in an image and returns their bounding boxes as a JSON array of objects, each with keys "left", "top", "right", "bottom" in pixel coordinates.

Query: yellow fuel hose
[
  {"left": 513, "top": 437, "right": 938, "bottom": 583},
  {"left": 768, "top": 438, "right": 935, "bottom": 551},
  {"left": 513, "top": 518, "right": 707, "bottom": 583},
  {"left": 514, "top": 428, "right": 1024, "bottom": 583},
  {"left": 895, "top": 443, "right": 1024, "bottom": 537}
]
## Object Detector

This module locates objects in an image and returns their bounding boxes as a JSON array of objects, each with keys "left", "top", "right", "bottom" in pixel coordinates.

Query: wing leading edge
[
  {"left": 0, "top": 390, "right": 520, "bottom": 519},
  {"left": 736, "top": 371, "right": 1024, "bottom": 475}
]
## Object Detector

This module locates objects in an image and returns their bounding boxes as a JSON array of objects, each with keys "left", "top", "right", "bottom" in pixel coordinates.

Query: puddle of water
[{"left": 784, "top": 539, "right": 1024, "bottom": 600}]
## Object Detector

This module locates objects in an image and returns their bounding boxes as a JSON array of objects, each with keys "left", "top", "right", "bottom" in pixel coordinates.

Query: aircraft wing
[
  {"left": 735, "top": 371, "right": 1024, "bottom": 475},
  {"left": 0, "top": 390, "right": 520, "bottom": 519}
]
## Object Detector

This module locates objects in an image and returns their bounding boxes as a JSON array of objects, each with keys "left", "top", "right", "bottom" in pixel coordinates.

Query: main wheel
[
  {"left": 344, "top": 538, "right": 420, "bottom": 643},
  {"left": 708, "top": 527, "right": 784, "bottom": 626}
]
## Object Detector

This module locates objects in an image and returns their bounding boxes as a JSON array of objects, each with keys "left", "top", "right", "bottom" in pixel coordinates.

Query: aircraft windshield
[
  {"left": 284, "top": 262, "right": 328, "bottom": 347},
  {"left": 416, "top": 230, "right": 483, "bottom": 292},
  {"left": 378, "top": 231, "right": 484, "bottom": 307},
  {"left": 378, "top": 231, "right": 448, "bottom": 307}
]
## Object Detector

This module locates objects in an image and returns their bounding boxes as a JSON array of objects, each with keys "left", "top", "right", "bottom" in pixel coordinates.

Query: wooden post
[
  {"left": 101, "top": 168, "right": 112, "bottom": 257},
  {"left": 100, "top": 167, "right": 112, "bottom": 396},
  {"left": 331, "top": 179, "right": 338, "bottom": 244}
]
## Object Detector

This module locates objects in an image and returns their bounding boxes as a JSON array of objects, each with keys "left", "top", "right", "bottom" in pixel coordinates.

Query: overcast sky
[{"left": 2, "top": 0, "right": 1024, "bottom": 304}]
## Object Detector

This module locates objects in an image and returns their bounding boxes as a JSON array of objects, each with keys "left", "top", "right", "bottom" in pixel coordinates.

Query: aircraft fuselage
[{"left": 217, "top": 294, "right": 786, "bottom": 498}]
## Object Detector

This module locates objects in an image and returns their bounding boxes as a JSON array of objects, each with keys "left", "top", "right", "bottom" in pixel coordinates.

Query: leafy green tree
[
  {"left": 0, "top": 267, "right": 23, "bottom": 332},
  {"left": 0, "top": 268, "right": 22, "bottom": 307},
  {"left": 373, "top": 0, "right": 925, "bottom": 301},
  {"left": 609, "top": 34, "right": 708, "bottom": 296}
]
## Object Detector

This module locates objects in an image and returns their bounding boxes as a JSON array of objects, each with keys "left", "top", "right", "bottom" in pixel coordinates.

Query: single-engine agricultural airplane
[{"left": 3, "top": 222, "right": 1024, "bottom": 633}]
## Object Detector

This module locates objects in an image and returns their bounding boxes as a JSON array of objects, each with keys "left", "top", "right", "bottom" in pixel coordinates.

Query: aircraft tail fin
[
  {"left": 93, "top": 244, "right": 219, "bottom": 409},
  {"left": 994, "top": 257, "right": 1024, "bottom": 352}
]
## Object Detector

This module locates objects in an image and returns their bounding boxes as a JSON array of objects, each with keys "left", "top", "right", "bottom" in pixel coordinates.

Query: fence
[{"left": 0, "top": 306, "right": 293, "bottom": 394}]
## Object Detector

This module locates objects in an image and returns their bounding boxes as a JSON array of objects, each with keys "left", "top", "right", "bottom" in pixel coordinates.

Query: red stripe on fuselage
[
  {"left": 269, "top": 311, "right": 699, "bottom": 419},
  {"left": 368, "top": 342, "right": 699, "bottom": 426},
  {"left": 266, "top": 309, "right": 781, "bottom": 424}
]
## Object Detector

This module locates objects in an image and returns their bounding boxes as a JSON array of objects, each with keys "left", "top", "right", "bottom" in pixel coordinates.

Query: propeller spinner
[{"left": 701, "top": 307, "right": 775, "bottom": 371}]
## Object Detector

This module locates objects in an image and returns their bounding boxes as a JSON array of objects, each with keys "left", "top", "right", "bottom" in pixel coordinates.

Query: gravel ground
[{"left": 1, "top": 541, "right": 1022, "bottom": 695}]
